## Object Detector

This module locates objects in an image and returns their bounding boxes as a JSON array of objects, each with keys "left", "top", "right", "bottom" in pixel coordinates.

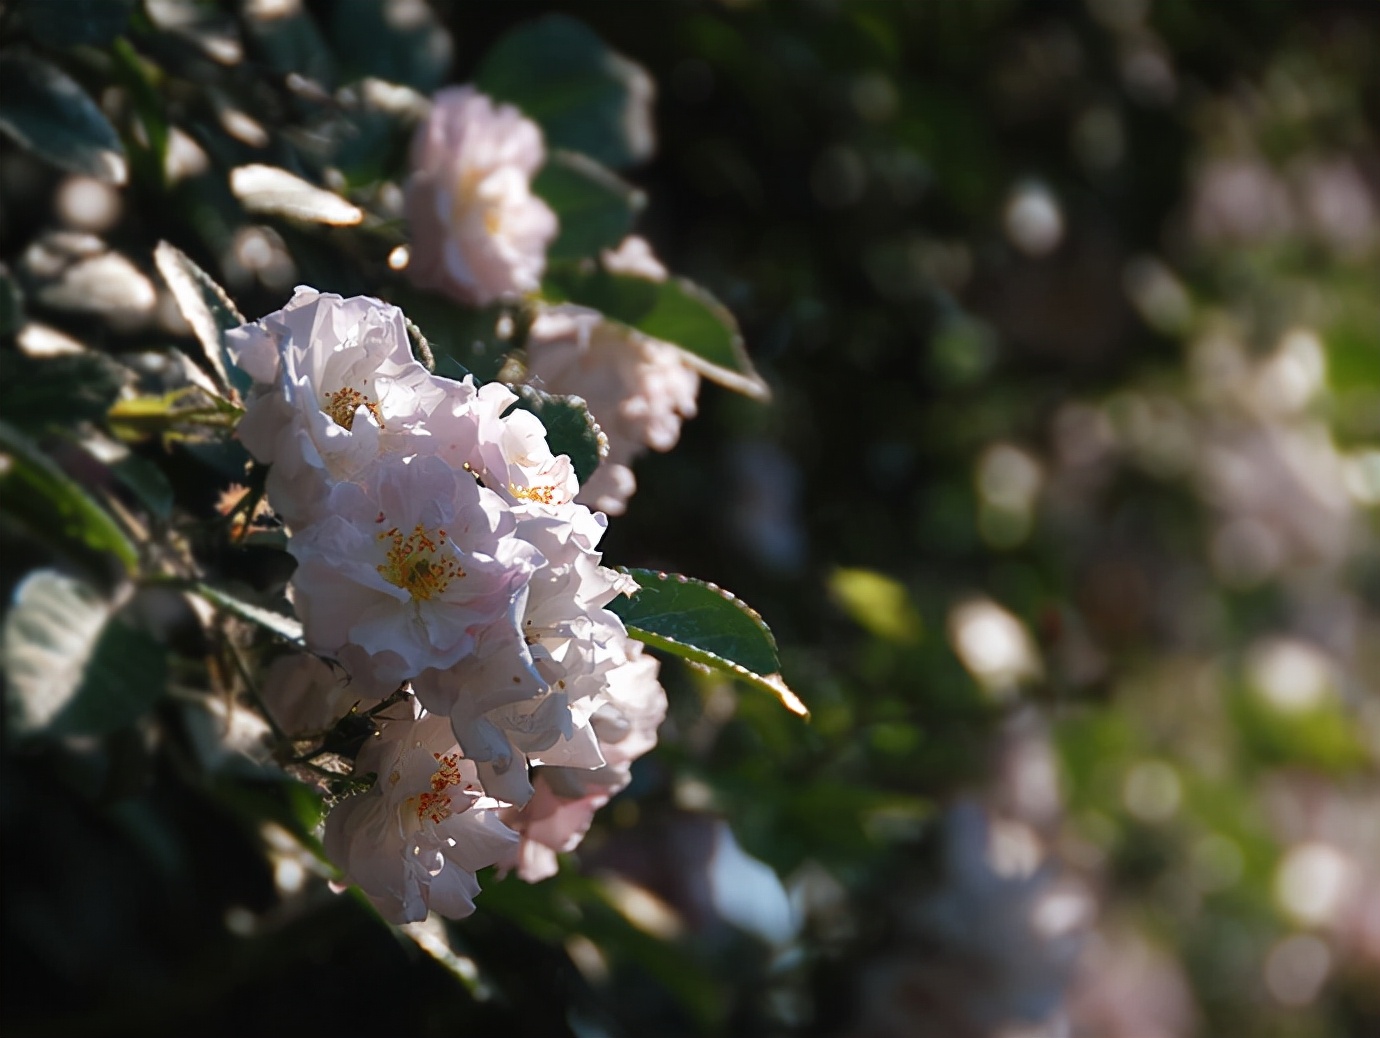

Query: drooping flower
[
  {"left": 227, "top": 287, "right": 445, "bottom": 528},
  {"left": 405, "top": 86, "right": 557, "bottom": 306},
  {"left": 258, "top": 650, "right": 391, "bottom": 737},
  {"left": 323, "top": 708, "right": 519, "bottom": 924},
  {"left": 287, "top": 453, "right": 541, "bottom": 690},
  {"left": 501, "top": 639, "right": 666, "bottom": 882},
  {"left": 525, "top": 301, "right": 700, "bottom": 516}
]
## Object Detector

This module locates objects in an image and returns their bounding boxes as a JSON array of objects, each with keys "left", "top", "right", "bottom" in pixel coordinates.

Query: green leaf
[
  {"left": 110, "top": 38, "right": 169, "bottom": 188},
  {"left": 828, "top": 567, "right": 924, "bottom": 645},
  {"left": 476, "top": 14, "right": 654, "bottom": 170},
  {"left": 0, "top": 51, "right": 127, "bottom": 184},
  {"left": 508, "top": 384, "right": 603, "bottom": 484},
  {"left": 229, "top": 164, "right": 364, "bottom": 226},
  {"left": 533, "top": 150, "right": 644, "bottom": 261},
  {"left": 0, "top": 351, "right": 125, "bottom": 434},
  {"left": 153, "top": 241, "right": 248, "bottom": 397},
  {"left": 383, "top": 284, "right": 511, "bottom": 382},
  {"left": 20, "top": 0, "right": 135, "bottom": 49},
  {"left": 0, "top": 419, "right": 139, "bottom": 577},
  {"left": 2, "top": 570, "right": 108, "bottom": 737},
  {"left": 608, "top": 569, "right": 806, "bottom": 717},
  {"left": 328, "top": 85, "right": 419, "bottom": 189},
  {"left": 328, "top": 0, "right": 452, "bottom": 93},
  {"left": 2, "top": 570, "right": 166, "bottom": 740},
  {"left": 544, "top": 265, "right": 770, "bottom": 400},
  {"left": 242, "top": 1, "right": 334, "bottom": 89},
  {"left": 0, "top": 266, "right": 23, "bottom": 336},
  {"left": 398, "top": 917, "right": 484, "bottom": 996},
  {"left": 111, "top": 453, "right": 174, "bottom": 520},
  {"left": 192, "top": 582, "right": 304, "bottom": 644}
]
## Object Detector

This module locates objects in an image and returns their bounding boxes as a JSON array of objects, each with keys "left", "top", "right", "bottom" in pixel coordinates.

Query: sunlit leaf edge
[{"left": 610, "top": 568, "right": 806, "bottom": 717}]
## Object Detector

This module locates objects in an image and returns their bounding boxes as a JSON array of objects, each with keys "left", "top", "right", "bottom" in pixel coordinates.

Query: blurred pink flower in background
[
  {"left": 526, "top": 239, "right": 702, "bottom": 515},
  {"left": 405, "top": 86, "right": 557, "bottom": 305}
]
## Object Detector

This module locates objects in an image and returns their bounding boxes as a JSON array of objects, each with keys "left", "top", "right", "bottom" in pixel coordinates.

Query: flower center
[
  {"left": 508, "top": 482, "right": 558, "bottom": 505},
  {"left": 375, "top": 521, "right": 464, "bottom": 600},
  {"left": 325, "top": 384, "right": 382, "bottom": 431},
  {"left": 408, "top": 791, "right": 453, "bottom": 825},
  {"left": 431, "top": 751, "right": 469, "bottom": 792}
]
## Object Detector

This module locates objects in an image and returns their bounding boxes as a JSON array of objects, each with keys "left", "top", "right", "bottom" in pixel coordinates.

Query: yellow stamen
[
  {"left": 325, "top": 385, "right": 383, "bottom": 430},
  {"left": 376, "top": 523, "right": 464, "bottom": 600}
]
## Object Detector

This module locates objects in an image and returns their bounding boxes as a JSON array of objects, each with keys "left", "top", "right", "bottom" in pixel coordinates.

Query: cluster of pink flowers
[
  {"left": 405, "top": 89, "right": 705, "bottom": 516},
  {"left": 229, "top": 286, "right": 666, "bottom": 923}
]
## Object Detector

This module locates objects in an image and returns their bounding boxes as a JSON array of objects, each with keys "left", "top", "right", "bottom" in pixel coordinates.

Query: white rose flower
[
  {"left": 258, "top": 650, "right": 391, "bottom": 737},
  {"left": 405, "top": 86, "right": 557, "bottom": 306},
  {"left": 412, "top": 501, "right": 630, "bottom": 805},
  {"left": 426, "top": 377, "right": 580, "bottom": 511},
  {"left": 501, "top": 640, "right": 666, "bottom": 882},
  {"left": 525, "top": 303, "right": 700, "bottom": 515},
  {"left": 228, "top": 287, "right": 445, "bottom": 527},
  {"left": 287, "top": 453, "right": 541, "bottom": 689},
  {"left": 324, "top": 710, "right": 519, "bottom": 923}
]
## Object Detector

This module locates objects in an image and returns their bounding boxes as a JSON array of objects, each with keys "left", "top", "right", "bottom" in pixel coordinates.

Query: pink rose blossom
[
  {"left": 526, "top": 303, "right": 700, "bottom": 515},
  {"left": 405, "top": 86, "right": 557, "bottom": 306},
  {"left": 287, "top": 453, "right": 541, "bottom": 688},
  {"left": 227, "top": 287, "right": 445, "bottom": 528},
  {"left": 323, "top": 709, "right": 519, "bottom": 924}
]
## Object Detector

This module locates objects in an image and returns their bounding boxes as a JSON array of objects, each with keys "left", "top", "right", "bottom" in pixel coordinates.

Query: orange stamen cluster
[
  {"left": 375, "top": 521, "right": 464, "bottom": 600},
  {"left": 509, "top": 482, "right": 558, "bottom": 505},
  {"left": 431, "top": 752, "right": 467, "bottom": 792},
  {"left": 325, "top": 384, "right": 383, "bottom": 430},
  {"left": 411, "top": 791, "right": 453, "bottom": 825}
]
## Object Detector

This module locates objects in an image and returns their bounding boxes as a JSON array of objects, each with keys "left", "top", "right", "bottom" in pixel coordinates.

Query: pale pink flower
[
  {"left": 287, "top": 453, "right": 541, "bottom": 689},
  {"left": 258, "top": 651, "right": 391, "bottom": 737},
  {"left": 501, "top": 640, "right": 666, "bottom": 881},
  {"left": 425, "top": 377, "right": 580, "bottom": 512},
  {"left": 525, "top": 304, "right": 700, "bottom": 515},
  {"left": 228, "top": 287, "right": 444, "bottom": 528},
  {"left": 412, "top": 500, "right": 634, "bottom": 806},
  {"left": 323, "top": 709, "right": 519, "bottom": 923},
  {"left": 405, "top": 86, "right": 557, "bottom": 306}
]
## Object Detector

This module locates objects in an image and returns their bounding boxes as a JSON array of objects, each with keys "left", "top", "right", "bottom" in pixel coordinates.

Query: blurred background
[{"left": 3, "top": 1, "right": 1379, "bottom": 1036}]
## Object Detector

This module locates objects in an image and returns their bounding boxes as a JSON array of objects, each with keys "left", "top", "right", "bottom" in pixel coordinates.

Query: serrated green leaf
[
  {"left": 153, "top": 241, "right": 248, "bottom": 398},
  {"left": 2, "top": 570, "right": 166, "bottom": 740},
  {"left": 0, "top": 52, "right": 127, "bottom": 183},
  {"left": 608, "top": 568, "right": 806, "bottom": 717},
  {"left": 543, "top": 265, "right": 770, "bottom": 400},
  {"left": 0, "top": 351, "right": 125, "bottom": 434},
  {"left": 329, "top": 0, "right": 452, "bottom": 93},
  {"left": 508, "top": 384, "right": 603, "bottom": 484},
  {"left": 0, "top": 419, "right": 139, "bottom": 577},
  {"left": 533, "top": 150, "right": 644, "bottom": 261},
  {"left": 193, "top": 582, "right": 303, "bottom": 644},
  {"left": 21, "top": 0, "right": 135, "bottom": 48},
  {"left": 476, "top": 14, "right": 654, "bottom": 170}
]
